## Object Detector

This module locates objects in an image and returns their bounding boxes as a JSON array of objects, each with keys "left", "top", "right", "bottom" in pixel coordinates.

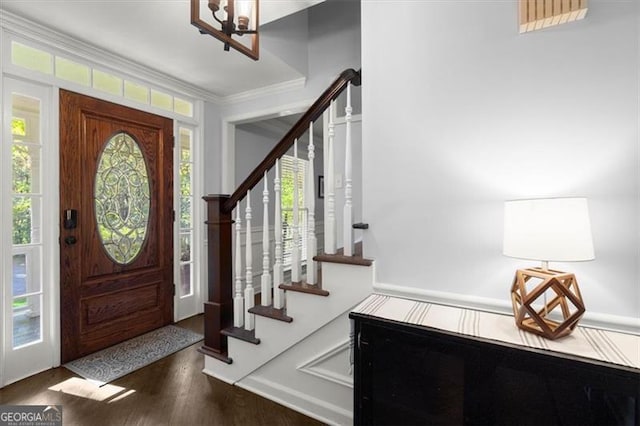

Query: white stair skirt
[
  {"left": 203, "top": 261, "right": 374, "bottom": 396},
  {"left": 237, "top": 312, "right": 355, "bottom": 426}
]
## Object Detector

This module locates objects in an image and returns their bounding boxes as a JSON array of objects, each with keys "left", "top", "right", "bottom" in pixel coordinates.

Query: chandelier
[{"left": 191, "top": 0, "right": 259, "bottom": 60}]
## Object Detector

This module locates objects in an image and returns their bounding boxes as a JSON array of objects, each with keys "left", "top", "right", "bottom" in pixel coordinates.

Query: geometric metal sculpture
[{"left": 511, "top": 267, "right": 586, "bottom": 340}]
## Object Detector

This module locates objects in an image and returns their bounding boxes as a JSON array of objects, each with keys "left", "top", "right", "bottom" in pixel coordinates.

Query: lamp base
[{"left": 510, "top": 267, "right": 585, "bottom": 340}]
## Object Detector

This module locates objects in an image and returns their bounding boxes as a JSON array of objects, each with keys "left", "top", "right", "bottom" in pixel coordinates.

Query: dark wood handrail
[
  {"left": 201, "top": 68, "right": 361, "bottom": 362},
  {"left": 223, "top": 68, "right": 361, "bottom": 213}
]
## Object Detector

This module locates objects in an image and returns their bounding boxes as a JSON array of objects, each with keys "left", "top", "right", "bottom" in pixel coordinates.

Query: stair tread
[
  {"left": 221, "top": 326, "right": 260, "bottom": 345},
  {"left": 248, "top": 305, "right": 293, "bottom": 322},
  {"left": 279, "top": 281, "right": 330, "bottom": 296},
  {"left": 315, "top": 241, "right": 373, "bottom": 266},
  {"left": 314, "top": 252, "right": 373, "bottom": 266}
]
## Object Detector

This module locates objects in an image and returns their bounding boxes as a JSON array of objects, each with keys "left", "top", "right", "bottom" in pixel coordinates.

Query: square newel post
[{"left": 198, "top": 194, "right": 233, "bottom": 364}]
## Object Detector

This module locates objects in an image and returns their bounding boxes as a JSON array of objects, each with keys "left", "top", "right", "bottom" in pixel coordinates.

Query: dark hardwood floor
[{"left": 0, "top": 315, "right": 323, "bottom": 426}]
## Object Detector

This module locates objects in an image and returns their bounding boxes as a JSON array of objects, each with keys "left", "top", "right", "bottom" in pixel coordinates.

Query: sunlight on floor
[{"left": 48, "top": 377, "right": 136, "bottom": 403}]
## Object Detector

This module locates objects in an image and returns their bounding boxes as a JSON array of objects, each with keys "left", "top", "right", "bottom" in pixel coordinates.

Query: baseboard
[
  {"left": 1, "top": 365, "right": 52, "bottom": 389},
  {"left": 237, "top": 375, "right": 352, "bottom": 426},
  {"left": 373, "top": 282, "right": 640, "bottom": 335},
  {"left": 201, "top": 362, "right": 236, "bottom": 385}
]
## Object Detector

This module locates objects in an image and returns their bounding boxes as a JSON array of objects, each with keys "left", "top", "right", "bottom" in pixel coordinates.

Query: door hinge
[
  {"left": 172, "top": 135, "right": 175, "bottom": 148},
  {"left": 173, "top": 284, "right": 176, "bottom": 296},
  {"left": 172, "top": 210, "right": 176, "bottom": 222}
]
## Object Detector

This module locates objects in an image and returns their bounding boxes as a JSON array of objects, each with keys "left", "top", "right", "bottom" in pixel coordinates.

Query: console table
[{"left": 350, "top": 294, "right": 639, "bottom": 425}]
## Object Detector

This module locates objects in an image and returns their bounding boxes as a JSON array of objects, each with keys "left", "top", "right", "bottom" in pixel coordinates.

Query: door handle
[{"left": 64, "top": 236, "right": 77, "bottom": 245}]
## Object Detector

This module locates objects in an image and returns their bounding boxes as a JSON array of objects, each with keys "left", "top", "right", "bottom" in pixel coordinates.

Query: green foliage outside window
[
  {"left": 12, "top": 118, "right": 32, "bottom": 245},
  {"left": 12, "top": 117, "right": 26, "bottom": 136},
  {"left": 13, "top": 297, "right": 27, "bottom": 309},
  {"left": 280, "top": 157, "right": 305, "bottom": 225},
  {"left": 12, "top": 115, "right": 31, "bottom": 308},
  {"left": 179, "top": 158, "right": 192, "bottom": 262},
  {"left": 180, "top": 162, "right": 192, "bottom": 225}
]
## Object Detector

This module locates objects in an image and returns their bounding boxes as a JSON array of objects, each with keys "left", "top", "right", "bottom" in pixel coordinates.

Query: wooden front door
[{"left": 59, "top": 90, "right": 174, "bottom": 363}]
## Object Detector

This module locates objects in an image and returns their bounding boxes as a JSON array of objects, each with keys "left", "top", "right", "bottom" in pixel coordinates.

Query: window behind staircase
[{"left": 280, "top": 154, "right": 308, "bottom": 267}]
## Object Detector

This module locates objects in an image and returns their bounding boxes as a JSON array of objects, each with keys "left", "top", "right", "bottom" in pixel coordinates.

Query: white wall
[
  {"left": 308, "top": 0, "right": 361, "bottom": 88},
  {"left": 261, "top": 7, "right": 309, "bottom": 76},
  {"left": 234, "top": 126, "right": 280, "bottom": 225},
  {"left": 203, "top": 101, "right": 223, "bottom": 195},
  {"left": 362, "top": 1, "right": 639, "bottom": 323}
]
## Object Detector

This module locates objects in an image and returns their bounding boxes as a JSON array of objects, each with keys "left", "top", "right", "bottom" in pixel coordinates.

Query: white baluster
[
  {"left": 291, "top": 139, "right": 301, "bottom": 283},
  {"left": 326, "top": 101, "right": 336, "bottom": 255},
  {"left": 234, "top": 204, "right": 244, "bottom": 328},
  {"left": 273, "top": 159, "right": 285, "bottom": 309},
  {"left": 261, "top": 171, "right": 271, "bottom": 306},
  {"left": 307, "top": 122, "right": 318, "bottom": 285},
  {"left": 244, "top": 191, "right": 255, "bottom": 330},
  {"left": 343, "top": 83, "right": 354, "bottom": 256}
]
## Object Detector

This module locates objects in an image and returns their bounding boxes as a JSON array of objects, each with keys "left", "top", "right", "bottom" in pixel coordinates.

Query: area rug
[{"left": 64, "top": 325, "right": 203, "bottom": 386}]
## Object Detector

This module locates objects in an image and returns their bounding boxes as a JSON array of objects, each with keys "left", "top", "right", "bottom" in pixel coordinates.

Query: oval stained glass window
[{"left": 94, "top": 132, "right": 150, "bottom": 264}]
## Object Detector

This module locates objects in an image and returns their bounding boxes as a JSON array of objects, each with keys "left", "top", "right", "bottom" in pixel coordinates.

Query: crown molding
[
  {"left": 0, "top": 10, "right": 222, "bottom": 104},
  {"left": 220, "top": 76, "right": 306, "bottom": 105}
]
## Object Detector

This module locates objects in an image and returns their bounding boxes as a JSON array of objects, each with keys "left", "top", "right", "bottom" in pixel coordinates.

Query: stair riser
[{"left": 286, "top": 262, "right": 374, "bottom": 319}]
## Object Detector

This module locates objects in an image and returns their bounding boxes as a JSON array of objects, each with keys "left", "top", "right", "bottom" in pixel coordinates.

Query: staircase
[{"left": 200, "top": 69, "right": 371, "bottom": 424}]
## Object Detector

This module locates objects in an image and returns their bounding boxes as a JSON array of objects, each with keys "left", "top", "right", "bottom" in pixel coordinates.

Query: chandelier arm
[{"left": 211, "top": 12, "right": 225, "bottom": 26}]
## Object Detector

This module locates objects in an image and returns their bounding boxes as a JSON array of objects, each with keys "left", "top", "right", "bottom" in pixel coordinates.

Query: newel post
[{"left": 199, "top": 194, "right": 233, "bottom": 364}]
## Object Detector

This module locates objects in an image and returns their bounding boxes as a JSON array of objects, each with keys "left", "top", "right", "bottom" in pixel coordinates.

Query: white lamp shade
[{"left": 503, "top": 198, "right": 595, "bottom": 262}]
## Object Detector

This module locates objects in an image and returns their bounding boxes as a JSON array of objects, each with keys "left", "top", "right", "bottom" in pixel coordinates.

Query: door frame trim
[{"left": 173, "top": 121, "right": 206, "bottom": 322}]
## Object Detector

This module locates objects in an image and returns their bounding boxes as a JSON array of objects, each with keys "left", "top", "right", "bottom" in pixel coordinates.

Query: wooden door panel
[
  {"left": 60, "top": 90, "right": 173, "bottom": 363},
  {"left": 83, "top": 283, "right": 160, "bottom": 326}
]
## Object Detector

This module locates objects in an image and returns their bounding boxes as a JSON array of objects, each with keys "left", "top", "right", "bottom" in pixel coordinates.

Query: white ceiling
[{"left": 0, "top": 0, "right": 324, "bottom": 98}]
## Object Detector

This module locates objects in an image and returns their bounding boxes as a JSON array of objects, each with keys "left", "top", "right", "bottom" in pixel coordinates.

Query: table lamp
[{"left": 503, "top": 198, "right": 595, "bottom": 340}]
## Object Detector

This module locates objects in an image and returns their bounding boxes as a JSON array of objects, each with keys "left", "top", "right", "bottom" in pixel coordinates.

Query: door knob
[{"left": 64, "top": 236, "right": 77, "bottom": 245}]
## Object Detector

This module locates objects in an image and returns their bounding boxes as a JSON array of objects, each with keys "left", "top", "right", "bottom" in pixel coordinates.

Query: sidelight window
[
  {"left": 10, "top": 93, "right": 44, "bottom": 348},
  {"left": 178, "top": 127, "right": 195, "bottom": 298}
]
